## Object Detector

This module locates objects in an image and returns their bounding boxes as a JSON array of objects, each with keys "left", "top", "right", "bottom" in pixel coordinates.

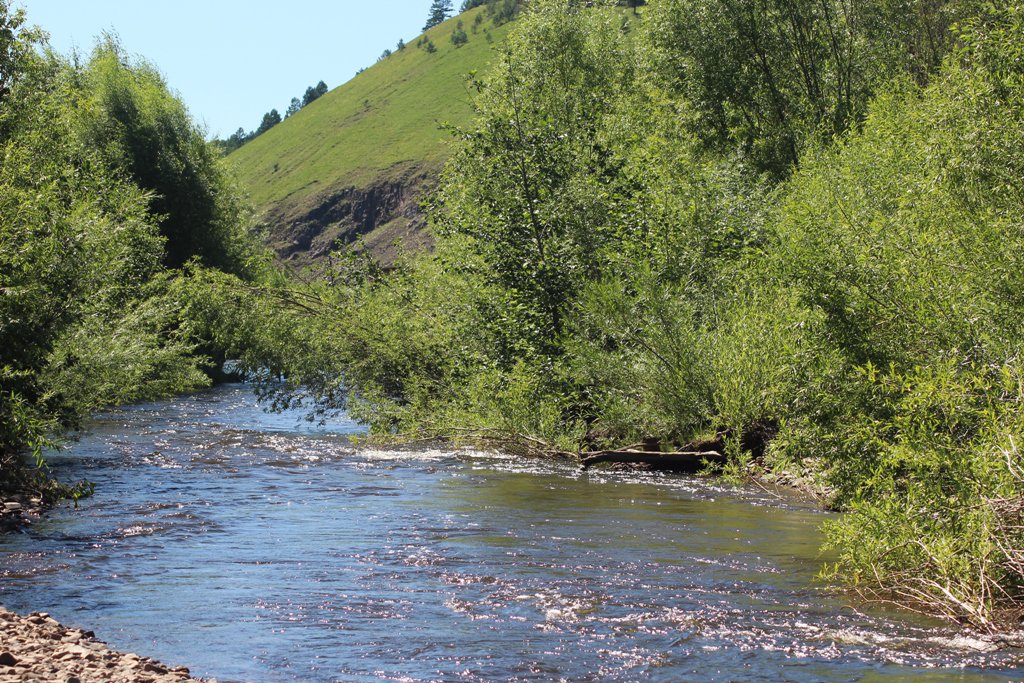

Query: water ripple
[{"left": 0, "top": 384, "right": 1021, "bottom": 682}]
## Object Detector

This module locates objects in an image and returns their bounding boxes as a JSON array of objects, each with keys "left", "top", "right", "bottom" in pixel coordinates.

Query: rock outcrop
[{"left": 265, "top": 169, "right": 436, "bottom": 270}]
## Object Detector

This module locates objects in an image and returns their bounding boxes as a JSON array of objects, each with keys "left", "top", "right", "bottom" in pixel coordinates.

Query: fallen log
[{"left": 580, "top": 449, "right": 726, "bottom": 471}]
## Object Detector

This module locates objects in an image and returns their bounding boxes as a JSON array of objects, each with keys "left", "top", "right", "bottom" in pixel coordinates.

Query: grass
[{"left": 228, "top": 7, "right": 515, "bottom": 210}]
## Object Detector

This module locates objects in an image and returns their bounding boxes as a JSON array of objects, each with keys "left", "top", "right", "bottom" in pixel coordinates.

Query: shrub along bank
[
  {"left": 0, "top": 3, "right": 266, "bottom": 503},
  {"left": 195, "top": 1, "right": 1024, "bottom": 630}
]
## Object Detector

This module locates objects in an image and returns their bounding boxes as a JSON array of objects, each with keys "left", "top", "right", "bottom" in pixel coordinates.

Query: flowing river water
[{"left": 1, "top": 384, "right": 1023, "bottom": 682}]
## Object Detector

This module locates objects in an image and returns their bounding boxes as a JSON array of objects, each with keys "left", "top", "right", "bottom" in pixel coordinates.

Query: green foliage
[
  {"left": 79, "top": 39, "right": 258, "bottom": 274},
  {"left": 484, "top": 0, "right": 522, "bottom": 25},
  {"left": 451, "top": 22, "right": 469, "bottom": 46},
  {"left": 0, "top": 11, "right": 261, "bottom": 500},
  {"left": 302, "top": 80, "right": 328, "bottom": 106},
  {"left": 42, "top": 275, "right": 211, "bottom": 417},
  {"left": 425, "top": 0, "right": 455, "bottom": 30},
  {"left": 0, "top": 0, "right": 40, "bottom": 101},
  {"left": 569, "top": 270, "right": 715, "bottom": 442},
  {"left": 819, "top": 360, "right": 1024, "bottom": 629},
  {"left": 775, "top": 80, "right": 1023, "bottom": 370},
  {"left": 0, "top": 46, "right": 178, "bottom": 436},
  {"left": 434, "top": 0, "right": 637, "bottom": 360},
  {"left": 181, "top": 247, "right": 494, "bottom": 432},
  {"left": 767, "top": 4, "right": 1024, "bottom": 626},
  {"left": 646, "top": 0, "right": 967, "bottom": 177},
  {"left": 256, "top": 108, "right": 282, "bottom": 134}
]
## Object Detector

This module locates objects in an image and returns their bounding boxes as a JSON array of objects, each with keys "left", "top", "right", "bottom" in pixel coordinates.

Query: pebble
[{"left": 0, "top": 607, "right": 211, "bottom": 682}]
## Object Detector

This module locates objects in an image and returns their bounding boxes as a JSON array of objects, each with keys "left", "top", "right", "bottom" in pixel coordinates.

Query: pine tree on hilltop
[{"left": 423, "top": 0, "right": 453, "bottom": 31}]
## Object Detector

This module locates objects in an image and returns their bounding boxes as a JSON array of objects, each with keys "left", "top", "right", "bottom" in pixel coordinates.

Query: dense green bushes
[
  {"left": 208, "top": 0, "right": 1024, "bottom": 627},
  {"left": 79, "top": 40, "right": 260, "bottom": 274},
  {"left": 646, "top": 0, "right": 969, "bottom": 177},
  {"left": 0, "top": 4, "right": 261, "bottom": 499},
  {"left": 770, "top": 4, "right": 1024, "bottom": 627}
]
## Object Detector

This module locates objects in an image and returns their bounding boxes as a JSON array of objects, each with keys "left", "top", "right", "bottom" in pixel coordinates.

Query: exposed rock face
[
  {"left": 0, "top": 609, "right": 212, "bottom": 682},
  {"left": 265, "top": 170, "right": 436, "bottom": 269}
]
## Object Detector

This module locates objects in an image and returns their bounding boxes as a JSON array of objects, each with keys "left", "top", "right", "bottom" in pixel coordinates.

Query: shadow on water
[{"left": 1, "top": 384, "right": 1022, "bottom": 682}]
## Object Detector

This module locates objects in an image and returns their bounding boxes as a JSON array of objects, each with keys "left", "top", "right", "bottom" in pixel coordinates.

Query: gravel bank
[{"left": 0, "top": 609, "right": 214, "bottom": 682}]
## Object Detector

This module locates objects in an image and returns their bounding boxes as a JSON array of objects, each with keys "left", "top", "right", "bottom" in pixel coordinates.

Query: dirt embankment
[
  {"left": 0, "top": 609, "right": 212, "bottom": 683},
  {"left": 265, "top": 168, "right": 437, "bottom": 270}
]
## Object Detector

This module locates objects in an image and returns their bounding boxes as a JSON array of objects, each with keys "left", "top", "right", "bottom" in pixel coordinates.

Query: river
[{"left": 1, "top": 384, "right": 1022, "bottom": 682}]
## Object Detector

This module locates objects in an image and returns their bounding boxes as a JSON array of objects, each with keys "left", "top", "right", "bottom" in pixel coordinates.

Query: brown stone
[{"left": 0, "top": 608, "right": 206, "bottom": 682}]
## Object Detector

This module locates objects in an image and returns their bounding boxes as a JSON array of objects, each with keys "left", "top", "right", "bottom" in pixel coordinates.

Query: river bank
[
  {"left": 4, "top": 384, "right": 1024, "bottom": 680},
  {"left": 0, "top": 495, "right": 44, "bottom": 533},
  {"left": 0, "top": 608, "right": 207, "bottom": 682}
]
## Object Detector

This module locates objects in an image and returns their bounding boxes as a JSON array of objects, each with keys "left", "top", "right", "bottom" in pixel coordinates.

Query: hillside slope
[{"left": 228, "top": 7, "right": 515, "bottom": 267}]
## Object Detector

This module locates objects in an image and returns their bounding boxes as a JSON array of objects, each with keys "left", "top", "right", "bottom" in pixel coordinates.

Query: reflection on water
[{"left": 1, "top": 384, "right": 1022, "bottom": 682}]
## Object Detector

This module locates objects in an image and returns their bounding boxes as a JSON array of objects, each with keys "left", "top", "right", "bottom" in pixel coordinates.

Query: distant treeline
[
  {"left": 460, "top": 0, "right": 641, "bottom": 15},
  {"left": 214, "top": 80, "right": 328, "bottom": 155}
]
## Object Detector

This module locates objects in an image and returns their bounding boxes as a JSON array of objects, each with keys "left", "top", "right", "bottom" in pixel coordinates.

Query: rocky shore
[
  {"left": 0, "top": 495, "right": 43, "bottom": 532},
  {"left": 0, "top": 609, "right": 212, "bottom": 682}
]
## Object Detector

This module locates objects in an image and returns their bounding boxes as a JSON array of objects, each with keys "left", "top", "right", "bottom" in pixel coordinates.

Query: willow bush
[
  {"left": 0, "top": 9, "right": 261, "bottom": 498},
  {"left": 771, "top": 5, "right": 1024, "bottom": 627}
]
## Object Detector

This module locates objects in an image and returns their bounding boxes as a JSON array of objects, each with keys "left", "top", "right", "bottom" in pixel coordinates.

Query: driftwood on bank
[
  {"left": 579, "top": 448, "right": 725, "bottom": 471},
  {"left": 417, "top": 426, "right": 728, "bottom": 473}
]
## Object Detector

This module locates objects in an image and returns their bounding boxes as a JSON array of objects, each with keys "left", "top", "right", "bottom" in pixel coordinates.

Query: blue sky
[{"left": 18, "top": 1, "right": 436, "bottom": 138}]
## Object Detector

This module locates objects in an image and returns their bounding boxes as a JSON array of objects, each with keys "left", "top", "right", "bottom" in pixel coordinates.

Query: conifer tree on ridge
[{"left": 423, "top": 0, "right": 453, "bottom": 31}]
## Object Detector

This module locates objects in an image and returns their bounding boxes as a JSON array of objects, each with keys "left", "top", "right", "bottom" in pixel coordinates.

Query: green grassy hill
[{"left": 227, "top": 7, "right": 516, "bottom": 266}]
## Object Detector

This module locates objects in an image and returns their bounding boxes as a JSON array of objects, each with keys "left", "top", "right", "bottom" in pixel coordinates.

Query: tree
[
  {"left": 423, "top": 0, "right": 454, "bottom": 31},
  {"left": 433, "top": 1, "right": 635, "bottom": 361},
  {"left": 286, "top": 97, "right": 301, "bottom": 117},
  {"left": 619, "top": 0, "right": 645, "bottom": 14},
  {"left": 1, "top": 27, "right": 222, "bottom": 495},
  {"left": 255, "top": 108, "right": 281, "bottom": 135},
  {"left": 646, "top": 0, "right": 963, "bottom": 178},
  {"left": 451, "top": 20, "right": 469, "bottom": 46},
  {"left": 80, "top": 38, "right": 257, "bottom": 273},
  {"left": 302, "top": 80, "right": 328, "bottom": 107},
  {"left": 0, "top": 0, "right": 37, "bottom": 102}
]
